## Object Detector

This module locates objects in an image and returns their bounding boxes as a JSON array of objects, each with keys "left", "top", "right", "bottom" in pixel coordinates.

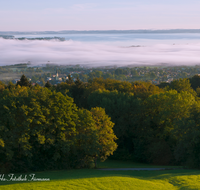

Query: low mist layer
[{"left": 1, "top": 38, "right": 200, "bottom": 66}]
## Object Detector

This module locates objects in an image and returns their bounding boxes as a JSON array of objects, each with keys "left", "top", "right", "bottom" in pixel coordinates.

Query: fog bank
[{"left": 1, "top": 38, "right": 200, "bottom": 67}]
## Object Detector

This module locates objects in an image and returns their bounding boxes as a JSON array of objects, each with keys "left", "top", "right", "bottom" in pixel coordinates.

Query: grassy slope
[{"left": 0, "top": 160, "right": 199, "bottom": 190}]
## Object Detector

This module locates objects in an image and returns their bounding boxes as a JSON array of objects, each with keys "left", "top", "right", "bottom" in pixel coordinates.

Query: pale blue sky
[{"left": 0, "top": 0, "right": 200, "bottom": 31}]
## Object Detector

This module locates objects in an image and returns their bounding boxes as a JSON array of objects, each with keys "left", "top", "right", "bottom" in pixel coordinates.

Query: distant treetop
[{"left": 16, "top": 74, "right": 31, "bottom": 87}]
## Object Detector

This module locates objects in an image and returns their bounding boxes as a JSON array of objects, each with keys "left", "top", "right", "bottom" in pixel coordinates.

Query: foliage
[
  {"left": 134, "top": 90, "right": 196, "bottom": 164},
  {"left": 55, "top": 76, "right": 200, "bottom": 167},
  {"left": 44, "top": 81, "right": 52, "bottom": 88},
  {"left": 174, "top": 103, "right": 200, "bottom": 168},
  {"left": 0, "top": 81, "right": 5, "bottom": 92},
  {"left": 90, "top": 107, "right": 118, "bottom": 161},
  {"left": 16, "top": 74, "right": 31, "bottom": 87},
  {"left": 0, "top": 84, "right": 117, "bottom": 172},
  {"left": 2, "top": 73, "right": 200, "bottom": 170},
  {"left": 190, "top": 74, "right": 200, "bottom": 91},
  {"left": 74, "top": 109, "right": 100, "bottom": 168},
  {"left": 166, "top": 78, "right": 197, "bottom": 97},
  {"left": 87, "top": 89, "right": 139, "bottom": 159}
]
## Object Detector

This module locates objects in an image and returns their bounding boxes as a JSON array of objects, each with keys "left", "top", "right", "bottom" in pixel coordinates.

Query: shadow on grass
[{"left": 96, "top": 160, "right": 183, "bottom": 169}]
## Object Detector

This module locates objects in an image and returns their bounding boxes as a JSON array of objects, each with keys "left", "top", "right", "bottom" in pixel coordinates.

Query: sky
[{"left": 0, "top": 0, "right": 200, "bottom": 31}]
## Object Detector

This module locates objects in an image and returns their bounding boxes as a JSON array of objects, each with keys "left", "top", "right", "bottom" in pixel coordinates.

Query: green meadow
[{"left": 0, "top": 160, "right": 200, "bottom": 190}]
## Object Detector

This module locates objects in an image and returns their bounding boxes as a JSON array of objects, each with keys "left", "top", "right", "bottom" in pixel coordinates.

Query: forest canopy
[{"left": 1, "top": 74, "right": 200, "bottom": 172}]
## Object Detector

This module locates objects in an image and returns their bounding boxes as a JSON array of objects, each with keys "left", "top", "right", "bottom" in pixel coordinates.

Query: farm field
[{"left": 0, "top": 160, "right": 200, "bottom": 190}]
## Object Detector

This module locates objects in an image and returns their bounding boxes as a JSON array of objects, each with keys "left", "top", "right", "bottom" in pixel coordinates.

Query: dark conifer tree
[
  {"left": 45, "top": 81, "right": 52, "bottom": 88},
  {"left": 66, "top": 74, "right": 74, "bottom": 85},
  {"left": 75, "top": 77, "right": 83, "bottom": 87},
  {"left": 17, "top": 74, "right": 31, "bottom": 87}
]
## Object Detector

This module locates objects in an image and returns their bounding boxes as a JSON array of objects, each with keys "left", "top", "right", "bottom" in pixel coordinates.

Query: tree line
[
  {"left": 1, "top": 74, "right": 200, "bottom": 172},
  {"left": 55, "top": 75, "right": 200, "bottom": 168},
  {"left": 0, "top": 75, "right": 117, "bottom": 172}
]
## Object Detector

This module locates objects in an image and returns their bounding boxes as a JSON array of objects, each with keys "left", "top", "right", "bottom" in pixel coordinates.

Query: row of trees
[
  {"left": 54, "top": 75, "right": 200, "bottom": 168},
  {"left": 0, "top": 77, "right": 117, "bottom": 172},
  {"left": 2, "top": 74, "right": 200, "bottom": 171}
]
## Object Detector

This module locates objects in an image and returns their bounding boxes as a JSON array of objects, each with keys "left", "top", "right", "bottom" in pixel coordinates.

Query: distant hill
[
  {"left": 1, "top": 29, "right": 200, "bottom": 35},
  {"left": 0, "top": 36, "right": 65, "bottom": 41}
]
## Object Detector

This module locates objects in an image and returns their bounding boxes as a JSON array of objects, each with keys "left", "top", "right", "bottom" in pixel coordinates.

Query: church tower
[{"left": 56, "top": 69, "right": 59, "bottom": 80}]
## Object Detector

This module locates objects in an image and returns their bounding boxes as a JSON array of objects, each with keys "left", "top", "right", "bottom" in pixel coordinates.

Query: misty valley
[
  {"left": 1, "top": 32, "right": 200, "bottom": 189},
  {"left": 1, "top": 0, "right": 200, "bottom": 188}
]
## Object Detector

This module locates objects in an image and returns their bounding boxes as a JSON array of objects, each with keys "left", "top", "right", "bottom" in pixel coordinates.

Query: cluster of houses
[
  {"left": 12, "top": 70, "right": 81, "bottom": 86},
  {"left": 11, "top": 66, "right": 199, "bottom": 86}
]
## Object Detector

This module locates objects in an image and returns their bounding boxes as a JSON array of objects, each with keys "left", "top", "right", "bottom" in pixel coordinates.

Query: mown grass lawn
[{"left": 0, "top": 160, "right": 199, "bottom": 190}]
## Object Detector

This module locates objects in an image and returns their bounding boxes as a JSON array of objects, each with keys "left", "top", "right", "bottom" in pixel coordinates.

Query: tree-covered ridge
[
  {"left": 55, "top": 76, "right": 200, "bottom": 167},
  {"left": 0, "top": 77, "right": 117, "bottom": 172},
  {"left": 1, "top": 74, "right": 200, "bottom": 172}
]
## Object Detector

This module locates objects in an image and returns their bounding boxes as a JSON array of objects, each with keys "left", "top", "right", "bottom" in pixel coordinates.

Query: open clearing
[{"left": 0, "top": 160, "right": 199, "bottom": 190}]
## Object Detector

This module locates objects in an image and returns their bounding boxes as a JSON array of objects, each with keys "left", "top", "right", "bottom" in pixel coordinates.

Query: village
[{"left": 0, "top": 63, "right": 200, "bottom": 85}]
